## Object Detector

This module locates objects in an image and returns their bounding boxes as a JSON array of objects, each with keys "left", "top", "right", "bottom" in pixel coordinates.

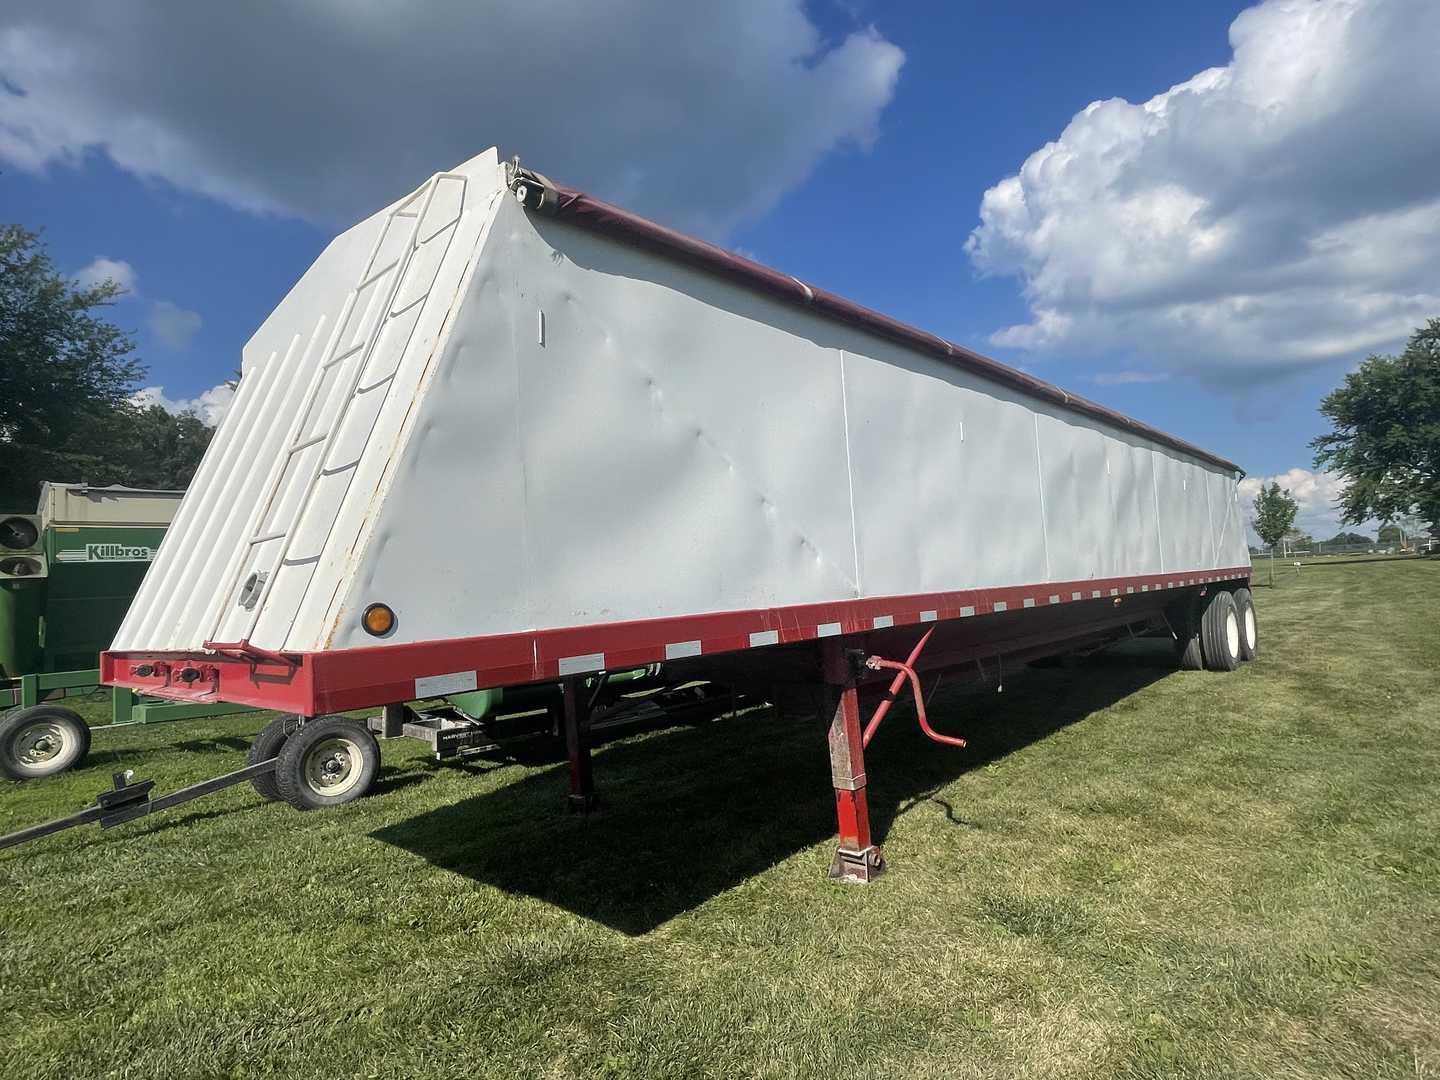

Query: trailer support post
[
  {"left": 561, "top": 677, "right": 598, "bottom": 814},
  {"left": 822, "top": 640, "right": 884, "bottom": 883}
]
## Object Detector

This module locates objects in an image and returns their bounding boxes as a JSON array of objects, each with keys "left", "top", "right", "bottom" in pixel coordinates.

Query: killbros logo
[{"left": 54, "top": 543, "right": 157, "bottom": 563}]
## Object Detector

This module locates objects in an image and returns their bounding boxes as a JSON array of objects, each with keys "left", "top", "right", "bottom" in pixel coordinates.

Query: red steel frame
[{"left": 102, "top": 566, "right": 1251, "bottom": 715}]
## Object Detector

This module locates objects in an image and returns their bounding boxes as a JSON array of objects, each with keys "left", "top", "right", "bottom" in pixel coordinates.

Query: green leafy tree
[
  {"left": 1251, "top": 482, "right": 1298, "bottom": 584},
  {"left": 0, "top": 225, "right": 214, "bottom": 506},
  {"left": 87, "top": 403, "right": 215, "bottom": 490},
  {"left": 1312, "top": 318, "right": 1440, "bottom": 533}
]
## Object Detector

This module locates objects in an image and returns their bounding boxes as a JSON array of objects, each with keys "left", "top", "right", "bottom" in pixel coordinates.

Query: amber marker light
[{"left": 362, "top": 603, "right": 395, "bottom": 636}]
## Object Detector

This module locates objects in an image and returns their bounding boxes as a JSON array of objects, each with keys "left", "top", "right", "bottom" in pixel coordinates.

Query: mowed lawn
[{"left": 2, "top": 560, "right": 1438, "bottom": 1079}]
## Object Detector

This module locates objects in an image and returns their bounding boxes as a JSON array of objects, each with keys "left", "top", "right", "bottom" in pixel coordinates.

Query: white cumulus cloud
[
  {"left": 146, "top": 299, "right": 202, "bottom": 350},
  {"left": 1238, "top": 467, "right": 1371, "bottom": 541},
  {"left": 967, "top": 0, "right": 1440, "bottom": 381},
  {"left": 74, "top": 256, "right": 136, "bottom": 293},
  {"left": 131, "top": 382, "right": 234, "bottom": 427},
  {"left": 0, "top": 2, "right": 904, "bottom": 238}
]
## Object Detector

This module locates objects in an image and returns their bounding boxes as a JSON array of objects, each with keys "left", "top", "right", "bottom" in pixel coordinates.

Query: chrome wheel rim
[
  {"left": 15, "top": 721, "right": 66, "bottom": 766},
  {"left": 303, "top": 736, "right": 364, "bottom": 797}
]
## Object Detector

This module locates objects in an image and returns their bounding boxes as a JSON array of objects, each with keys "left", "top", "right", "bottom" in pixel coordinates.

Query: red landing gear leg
[
  {"left": 562, "top": 678, "right": 598, "bottom": 814},
  {"left": 822, "top": 640, "right": 885, "bottom": 883}
]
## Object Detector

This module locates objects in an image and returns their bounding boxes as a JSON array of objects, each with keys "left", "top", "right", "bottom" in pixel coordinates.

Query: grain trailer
[{"left": 83, "top": 149, "right": 1254, "bottom": 879}]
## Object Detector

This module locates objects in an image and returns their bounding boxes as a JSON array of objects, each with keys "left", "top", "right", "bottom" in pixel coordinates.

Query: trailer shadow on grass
[{"left": 372, "top": 640, "right": 1178, "bottom": 936}]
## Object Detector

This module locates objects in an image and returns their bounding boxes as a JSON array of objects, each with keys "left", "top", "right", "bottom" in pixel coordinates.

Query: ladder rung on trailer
[{"left": 204, "top": 173, "right": 467, "bottom": 648}]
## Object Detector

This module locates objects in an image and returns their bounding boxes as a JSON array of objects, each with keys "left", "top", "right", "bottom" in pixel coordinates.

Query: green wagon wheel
[{"left": 0, "top": 705, "right": 92, "bottom": 780}]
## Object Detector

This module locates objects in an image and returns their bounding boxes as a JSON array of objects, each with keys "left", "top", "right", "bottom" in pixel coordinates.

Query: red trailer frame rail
[{"left": 102, "top": 566, "right": 1251, "bottom": 716}]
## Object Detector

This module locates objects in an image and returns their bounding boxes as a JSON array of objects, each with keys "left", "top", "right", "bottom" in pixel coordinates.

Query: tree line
[
  {"left": 0, "top": 225, "right": 215, "bottom": 509},
  {"left": 1251, "top": 318, "right": 1440, "bottom": 566}
]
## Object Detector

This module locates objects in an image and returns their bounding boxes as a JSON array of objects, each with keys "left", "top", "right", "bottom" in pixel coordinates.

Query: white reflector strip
[
  {"left": 960, "top": 606, "right": 976, "bottom": 617},
  {"left": 872, "top": 615, "right": 894, "bottom": 629},
  {"left": 1072, "top": 592, "right": 1083, "bottom": 601},
  {"left": 558, "top": 652, "right": 605, "bottom": 675},
  {"left": 919, "top": 610, "right": 938, "bottom": 622},
  {"left": 993, "top": 601, "right": 1008, "bottom": 612},
  {"left": 414, "top": 669, "right": 478, "bottom": 698},
  {"left": 664, "top": 640, "right": 702, "bottom": 659},
  {"left": 1049, "top": 595, "right": 1061, "bottom": 604},
  {"left": 1022, "top": 598, "right": 1036, "bottom": 608},
  {"left": 817, "top": 622, "right": 842, "bottom": 637},
  {"left": 749, "top": 629, "right": 779, "bottom": 647}
]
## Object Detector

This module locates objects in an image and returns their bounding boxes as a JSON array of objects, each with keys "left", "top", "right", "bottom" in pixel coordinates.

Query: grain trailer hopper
[{"left": 78, "top": 148, "right": 1254, "bottom": 879}]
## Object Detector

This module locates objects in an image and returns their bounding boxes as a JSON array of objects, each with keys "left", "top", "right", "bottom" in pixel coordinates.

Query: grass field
[{"left": 3, "top": 559, "right": 1438, "bottom": 1079}]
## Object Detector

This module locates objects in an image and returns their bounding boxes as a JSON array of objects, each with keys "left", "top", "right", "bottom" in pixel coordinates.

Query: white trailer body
[{"left": 107, "top": 147, "right": 1250, "bottom": 717}]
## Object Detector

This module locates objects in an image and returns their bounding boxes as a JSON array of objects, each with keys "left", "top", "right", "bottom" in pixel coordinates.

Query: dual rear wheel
[{"left": 1174, "top": 587, "right": 1257, "bottom": 672}]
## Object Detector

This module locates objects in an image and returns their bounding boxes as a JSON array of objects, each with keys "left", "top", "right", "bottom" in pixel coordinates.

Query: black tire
[
  {"left": 0, "top": 705, "right": 91, "bottom": 780},
  {"left": 1232, "top": 587, "right": 1258, "bottom": 661},
  {"left": 247, "top": 714, "right": 302, "bottom": 800},
  {"left": 273, "top": 716, "right": 380, "bottom": 811},
  {"left": 1200, "top": 589, "right": 1242, "bottom": 672},
  {"left": 1171, "top": 597, "right": 1204, "bottom": 670}
]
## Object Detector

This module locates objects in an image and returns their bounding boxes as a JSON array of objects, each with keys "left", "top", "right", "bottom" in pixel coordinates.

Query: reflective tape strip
[{"left": 558, "top": 653, "right": 605, "bottom": 676}]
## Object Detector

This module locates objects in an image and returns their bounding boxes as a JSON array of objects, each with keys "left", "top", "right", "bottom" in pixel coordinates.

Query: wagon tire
[
  {"left": 1200, "top": 589, "right": 1242, "bottom": 672},
  {"left": 0, "top": 705, "right": 91, "bottom": 780},
  {"left": 1172, "top": 597, "right": 1204, "bottom": 671},
  {"left": 274, "top": 716, "right": 380, "bottom": 811},
  {"left": 1232, "top": 587, "right": 1258, "bottom": 661},
  {"left": 247, "top": 714, "right": 302, "bottom": 801}
]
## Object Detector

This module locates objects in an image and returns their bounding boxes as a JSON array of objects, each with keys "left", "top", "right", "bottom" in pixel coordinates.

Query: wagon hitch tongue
[{"left": 0, "top": 759, "right": 278, "bottom": 852}]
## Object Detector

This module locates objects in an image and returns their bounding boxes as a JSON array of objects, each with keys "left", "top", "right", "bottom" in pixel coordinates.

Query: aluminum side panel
[
  {"left": 842, "top": 343, "right": 1048, "bottom": 593},
  {"left": 327, "top": 198, "right": 860, "bottom": 648}
]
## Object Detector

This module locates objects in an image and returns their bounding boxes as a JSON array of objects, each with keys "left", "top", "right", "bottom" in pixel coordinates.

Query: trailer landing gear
[
  {"left": 823, "top": 640, "right": 884, "bottom": 883},
  {"left": 562, "top": 678, "right": 598, "bottom": 814}
]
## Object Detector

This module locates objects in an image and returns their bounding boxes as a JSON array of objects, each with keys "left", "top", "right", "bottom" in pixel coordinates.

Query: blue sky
[{"left": 4, "top": 0, "right": 1438, "bottom": 538}]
